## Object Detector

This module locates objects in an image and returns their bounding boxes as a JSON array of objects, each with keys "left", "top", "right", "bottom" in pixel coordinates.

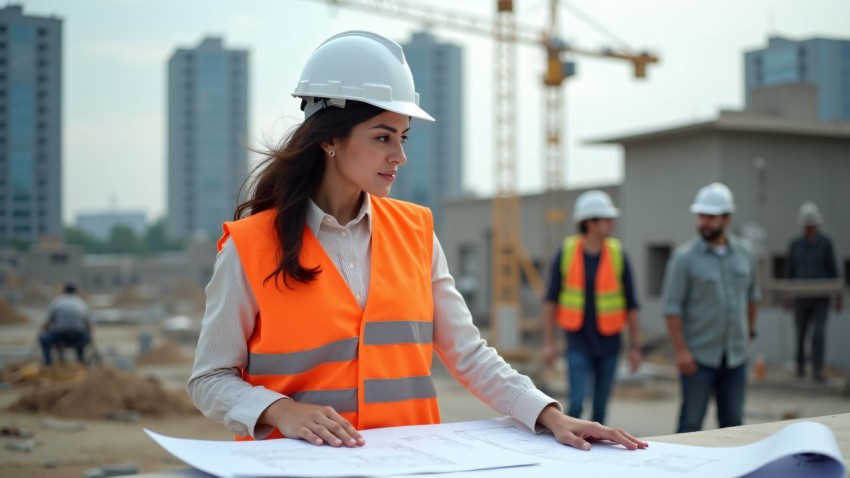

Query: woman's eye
[
  {"left": 377, "top": 136, "right": 389, "bottom": 143},
  {"left": 401, "top": 135, "right": 408, "bottom": 144}
]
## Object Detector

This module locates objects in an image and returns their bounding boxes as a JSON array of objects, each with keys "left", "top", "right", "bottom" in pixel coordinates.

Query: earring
[{"left": 328, "top": 150, "right": 336, "bottom": 158}]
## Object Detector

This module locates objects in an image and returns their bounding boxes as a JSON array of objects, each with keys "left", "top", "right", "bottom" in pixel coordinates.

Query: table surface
[{"left": 126, "top": 413, "right": 850, "bottom": 478}]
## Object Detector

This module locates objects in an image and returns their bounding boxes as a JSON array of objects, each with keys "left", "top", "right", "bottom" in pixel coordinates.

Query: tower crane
[{"left": 310, "top": 0, "right": 658, "bottom": 356}]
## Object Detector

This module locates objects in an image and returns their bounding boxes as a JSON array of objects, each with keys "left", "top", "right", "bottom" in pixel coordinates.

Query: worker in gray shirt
[
  {"left": 38, "top": 282, "right": 92, "bottom": 366},
  {"left": 662, "top": 183, "right": 760, "bottom": 433},
  {"left": 784, "top": 201, "right": 842, "bottom": 382}
]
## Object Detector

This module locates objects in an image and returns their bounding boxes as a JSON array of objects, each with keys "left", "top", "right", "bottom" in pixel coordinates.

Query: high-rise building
[
  {"left": 0, "top": 5, "right": 62, "bottom": 248},
  {"left": 395, "top": 31, "right": 463, "bottom": 231},
  {"left": 167, "top": 37, "right": 248, "bottom": 241},
  {"left": 744, "top": 36, "right": 850, "bottom": 122}
]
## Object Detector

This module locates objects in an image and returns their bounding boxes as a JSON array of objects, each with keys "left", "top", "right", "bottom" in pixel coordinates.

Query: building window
[{"left": 647, "top": 244, "right": 672, "bottom": 298}]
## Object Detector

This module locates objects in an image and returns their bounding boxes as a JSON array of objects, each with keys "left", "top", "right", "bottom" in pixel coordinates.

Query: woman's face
[{"left": 329, "top": 110, "right": 409, "bottom": 198}]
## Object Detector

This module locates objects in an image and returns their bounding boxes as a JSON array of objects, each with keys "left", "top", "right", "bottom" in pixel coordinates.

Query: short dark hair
[{"left": 63, "top": 282, "right": 77, "bottom": 294}]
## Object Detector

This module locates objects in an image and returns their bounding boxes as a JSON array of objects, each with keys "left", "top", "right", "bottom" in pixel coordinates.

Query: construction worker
[
  {"left": 662, "top": 183, "right": 759, "bottom": 433},
  {"left": 543, "top": 190, "right": 641, "bottom": 425},
  {"left": 38, "top": 282, "right": 92, "bottom": 367},
  {"left": 187, "top": 31, "right": 647, "bottom": 452},
  {"left": 784, "top": 201, "right": 842, "bottom": 382}
]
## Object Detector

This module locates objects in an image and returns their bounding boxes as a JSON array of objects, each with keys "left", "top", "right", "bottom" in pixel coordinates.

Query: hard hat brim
[
  {"left": 690, "top": 204, "right": 735, "bottom": 215},
  {"left": 573, "top": 208, "right": 620, "bottom": 224},
  {"left": 293, "top": 93, "right": 435, "bottom": 122}
]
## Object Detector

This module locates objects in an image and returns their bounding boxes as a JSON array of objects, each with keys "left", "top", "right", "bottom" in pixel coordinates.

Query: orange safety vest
[
  {"left": 556, "top": 235, "right": 627, "bottom": 336},
  {"left": 219, "top": 195, "right": 440, "bottom": 440}
]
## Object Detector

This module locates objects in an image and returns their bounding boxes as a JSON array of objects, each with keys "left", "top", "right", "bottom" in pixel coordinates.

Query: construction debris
[
  {"left": 0, "top": 299, "right": 29, "bottom": 324},
  {"left": 82, "top": 462, "right": 139, "bottom": 478},
  {"left": 0, "top": 424, "right": 34, "bottom": 437},
  {"left": 5, "top": 437, "right": 41, "bottom": 453},
  {"left": 9, "top": 365, "right": 196, "bottom": 419},
  {"left": 104, "top": 410, "right": 141, "bottom": 422},
  {"left": 42, "top": 417, "right": 86, "bottom": 431}
]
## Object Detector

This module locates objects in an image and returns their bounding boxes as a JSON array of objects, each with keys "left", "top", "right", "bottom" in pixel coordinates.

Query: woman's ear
[{"left": 320, "top": 139, "right": 337, "bottom": 157}]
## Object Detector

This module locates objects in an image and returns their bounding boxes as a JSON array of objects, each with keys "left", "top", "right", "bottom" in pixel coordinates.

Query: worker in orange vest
[
  {"left": 544, "top": 190, "right": 641, "bottom": 425},
  {"left": 187, "top": 31, "right": 647, "bottom": 453}
]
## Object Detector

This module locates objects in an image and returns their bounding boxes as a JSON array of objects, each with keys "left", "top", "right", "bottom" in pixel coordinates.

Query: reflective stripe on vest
[
  {"left": 222, "top": 196, "right": 439, "bottom": 440},
  {"left": 556, "top": 235, "right": 627, "bottom": 336},
  {"left": 246, "top": 321, "right": 434, "bottom": 375}
]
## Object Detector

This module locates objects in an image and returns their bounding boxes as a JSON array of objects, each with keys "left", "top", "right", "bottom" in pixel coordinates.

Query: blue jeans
[
  {"left": 566, "top": 349, "right": 619, "bottom": 424},
  {"left": 794, "top": 298, "right": 830, "bottom": 377},
  {"left": 677, "top": 357, "right": 747, "bottom": 433},
  {"left": 39, "top": 330, "right": 90, "bottom": 366}
]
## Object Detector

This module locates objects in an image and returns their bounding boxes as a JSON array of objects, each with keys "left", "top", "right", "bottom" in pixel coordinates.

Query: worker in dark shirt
[
  {"left": 543, "top": 190, "right": 641, "bottom": 425},
  {"left": 784, "top": 201, "right": 842, "bottom": 382}
]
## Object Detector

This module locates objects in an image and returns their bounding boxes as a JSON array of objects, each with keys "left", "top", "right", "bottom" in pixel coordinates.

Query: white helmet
[
  {"left": 690, "top": 182, "right": 736, "bottom": 215},
  {"left": 797, "top": 201, "right": 822, "bottom": 226},
  {"left": 573, "top": 190, "right": 620, "bottom": 223},
  {"left": 292, "top": 31, "right": 434, "bottom": 122}
]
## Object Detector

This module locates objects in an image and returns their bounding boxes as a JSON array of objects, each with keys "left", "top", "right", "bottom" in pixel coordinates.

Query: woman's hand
[
  {"left": 536, "top": 404, "right": 648, "bottom": 451},
  {"left": 259, "top": 399, "right": 365, "bottom": 447}
]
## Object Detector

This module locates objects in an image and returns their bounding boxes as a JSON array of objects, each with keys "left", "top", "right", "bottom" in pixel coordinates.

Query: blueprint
[{"left": 146, "top": 417, "right": 846, "bottom": 478}]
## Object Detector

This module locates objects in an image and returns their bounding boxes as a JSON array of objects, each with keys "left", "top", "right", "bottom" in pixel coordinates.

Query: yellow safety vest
[{"left": 556, "top": 235, "right": 627, "bottom": 336}]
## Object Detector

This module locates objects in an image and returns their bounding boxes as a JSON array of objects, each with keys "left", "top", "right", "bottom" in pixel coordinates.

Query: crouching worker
[{"left": 39, "top": 282, "right": 92, "bottom": 366}]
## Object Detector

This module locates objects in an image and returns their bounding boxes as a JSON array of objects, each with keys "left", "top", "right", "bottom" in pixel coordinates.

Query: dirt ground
[
  {"left": 2, "top": 308, "right": 849, "bottom": 477},
  {"left": 0, "top": 310, "right": 233, "bottom": 477}
]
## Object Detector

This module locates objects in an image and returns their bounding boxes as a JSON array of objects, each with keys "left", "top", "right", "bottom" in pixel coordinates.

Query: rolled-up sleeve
[{"left": 662, "top": 252, "right": 688, "bottom": 317}]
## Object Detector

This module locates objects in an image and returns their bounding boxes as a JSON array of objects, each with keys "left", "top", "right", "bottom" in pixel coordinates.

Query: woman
[{"left": 188, "top": 30, "right": 647, "bottom": 452}]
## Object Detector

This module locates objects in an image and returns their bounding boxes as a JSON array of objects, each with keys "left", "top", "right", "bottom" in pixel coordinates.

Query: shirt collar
[{"left": 306, "top": 193, "right": 373, "bottom": 235}]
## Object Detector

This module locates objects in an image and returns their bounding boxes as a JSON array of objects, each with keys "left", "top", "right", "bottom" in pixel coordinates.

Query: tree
[
  {"left": 108, "top": 225, "right": 143, "bottom": 254},
  {"left": 145, "top": 218, "right": 183, "bottom": 252}
]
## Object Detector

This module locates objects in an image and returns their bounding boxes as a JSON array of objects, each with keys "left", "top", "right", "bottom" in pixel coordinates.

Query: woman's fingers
[
  {"left": 270, "top": 401, "right": 365, "bottom": 447},
  {"left": 539, "top": 407, "right": 649, "bottom": 452},
  {"left": 569, "top": 424, "right": 648, "bottom": 451},
  {"left": 596, "top": 427, "right": 648, "bottom": 450},
  {"left": 314, "top": 412, "right": 363, "bottom": 447}
]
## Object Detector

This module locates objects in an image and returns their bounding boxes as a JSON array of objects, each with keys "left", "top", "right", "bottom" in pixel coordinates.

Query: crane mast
[
  {"left": 490, "top": 0, "right": 522, "bottom": 353},
  {"left": 311, "top": 0, "right": 658, "bottom": 355}
]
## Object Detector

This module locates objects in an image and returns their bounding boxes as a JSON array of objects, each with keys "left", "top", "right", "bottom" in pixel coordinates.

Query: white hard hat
[
  {"left": 690, "top": 182, "right": 736, "bottom": 215},
  {"left": 797, "top": 201, "right": 822, "bottom": 226},
  {"left": 573, "top": 190, "right": 620, "bottom": 223},
  {"left": 292, "top": 31, "right": 434, "bottom": 122}
]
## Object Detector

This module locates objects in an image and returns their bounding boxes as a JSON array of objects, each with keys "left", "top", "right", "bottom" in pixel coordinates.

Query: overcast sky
[{"left": 15, "top": 0, "right": 850, "bottom": 223}]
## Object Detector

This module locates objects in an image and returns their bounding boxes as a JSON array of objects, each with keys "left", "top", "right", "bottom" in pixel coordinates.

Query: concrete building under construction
[{"left": 442, "top": 84, "right": 850, "bottom": 370}]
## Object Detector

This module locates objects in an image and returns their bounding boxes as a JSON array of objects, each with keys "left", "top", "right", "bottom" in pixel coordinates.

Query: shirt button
[
  {"left": 341, "top": 231, "right": 347, "bottom": 237},
  {"left": 349, "top": 263, "right": 354, "bottom": 269}
]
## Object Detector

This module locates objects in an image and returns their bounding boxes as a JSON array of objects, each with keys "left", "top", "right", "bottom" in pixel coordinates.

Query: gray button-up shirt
[{"left": 662, "top": 235, "right": 760, "bottom": 368}]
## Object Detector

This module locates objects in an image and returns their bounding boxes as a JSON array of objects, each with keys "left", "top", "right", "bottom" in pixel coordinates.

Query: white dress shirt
[{"left": 187, "top": 195, "right": 558, "bottom": 439}]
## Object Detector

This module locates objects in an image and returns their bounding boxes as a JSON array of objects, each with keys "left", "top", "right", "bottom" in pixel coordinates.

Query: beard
[{"left": 699, "top": 225, "right": 724, "bottom": 242}]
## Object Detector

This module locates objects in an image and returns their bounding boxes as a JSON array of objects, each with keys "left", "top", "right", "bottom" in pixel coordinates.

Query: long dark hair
[{"left": 235, "top": 100, "right": 386, "bottom": 289}]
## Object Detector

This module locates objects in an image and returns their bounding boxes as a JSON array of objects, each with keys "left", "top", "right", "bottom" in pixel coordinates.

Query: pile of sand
[
  {"left": 136, "top": 341, "right": 186, "bottom": 364},
  {"left": 9, "top": 365, "right": 197, "bottom": 419},
  {"left": 0, "top": 299, "right": 29, "bottom": 324}
]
